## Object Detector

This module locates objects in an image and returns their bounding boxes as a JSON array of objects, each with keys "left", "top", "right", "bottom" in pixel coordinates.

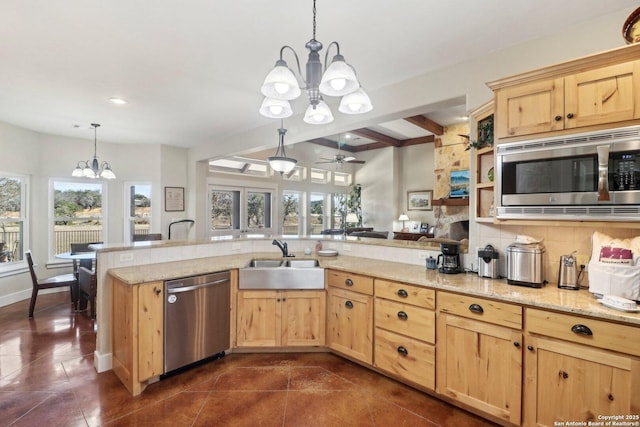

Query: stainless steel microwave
[{"left": 496, "top": 125, "right": 640, "bottom": 221}]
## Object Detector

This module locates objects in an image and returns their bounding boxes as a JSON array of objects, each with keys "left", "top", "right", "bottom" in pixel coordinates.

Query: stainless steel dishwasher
[{"left": 164, "top": 271, "right": 230, "bottom": 373}]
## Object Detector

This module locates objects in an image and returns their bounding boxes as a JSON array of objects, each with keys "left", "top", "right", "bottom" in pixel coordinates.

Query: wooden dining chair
[{"left": 26, "top": 251, "right": 78, "bottom": 318}]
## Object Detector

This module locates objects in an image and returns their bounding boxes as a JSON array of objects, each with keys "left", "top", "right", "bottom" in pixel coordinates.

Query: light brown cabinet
[
  {"left": 374, "top": 279, "right": 436, "bottom": 390},
  {"left": 494, "top": 58, "right": 640, "bottom": 140},
  {"left": 471, "top": 100, "right": 495, "bottom": 223},
  {"left": 236, "top": 290, "right": 326, "bottom": 347},
  {"left": 437, "top": 292, "right": 523, "bottom": 425},
  {"left": 524, "top": 308, "right": 640, "bottom": 426},
  {"left": 326, "top": 269, "right": 373, "bottom": 364},
  {"left": 112, "top": 278, "right": 164, "bottom": 396}
]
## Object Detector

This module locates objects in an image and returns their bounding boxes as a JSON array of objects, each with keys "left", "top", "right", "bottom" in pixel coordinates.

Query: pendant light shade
[
  {"left": 71, "top": 123, "right": 116, "bottom": 180},
  {"left": 338, "top": 88, "right": 373, "bottom": 114},
  {"left": 267, "top": 124, "right": 297, "bottom": 174},
  {"left": 259, "top": 0, "right": 371, "bottom": 124},
  {"left": 303, "top": 100, "right": 334, "bottom": 125},
  {"left": 259, "top": 97, "right": 293, "bottom": 119}
]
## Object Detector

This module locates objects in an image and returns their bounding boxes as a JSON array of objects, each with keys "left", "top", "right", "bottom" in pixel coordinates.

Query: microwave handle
[{"left": 597, "top": 145, "right": 610, "bottom": 201}]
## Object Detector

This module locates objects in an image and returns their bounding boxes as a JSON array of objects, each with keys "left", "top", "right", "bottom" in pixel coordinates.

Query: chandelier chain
[{"left": 312, "top": 0, "right": 316, "bottom": 40}]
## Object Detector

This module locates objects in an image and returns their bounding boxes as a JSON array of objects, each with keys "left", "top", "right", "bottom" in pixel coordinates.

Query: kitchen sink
[
  {"left": 239, "top": 258, "right": 324, "bottom": 290},
  {"left": 247, "top": 259, "right": 283, "bottom": 268},
  {"left": 284, "top": 259, "right": 320, "bottom": 268}
]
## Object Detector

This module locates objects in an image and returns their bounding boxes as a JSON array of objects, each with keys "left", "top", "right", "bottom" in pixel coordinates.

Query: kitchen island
[{"left": 97, "top": 238, "right": 640, "bottom": 425}]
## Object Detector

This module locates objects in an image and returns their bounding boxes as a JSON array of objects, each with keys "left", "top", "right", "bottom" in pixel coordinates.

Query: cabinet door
[
  {"left": 137, "top": 282, "right": 164, "bottom": 381},
  {"left": 327, "top": 287, "right": 373, "bottom": 364},
  {"left": 565, "top": 61, "right": 640, "bottom": 129},
  {"left": 237, "top": 290, "right": 280, "bottom": 347},
  {"left": 437, "top": 313, "right": 522, "bottom": 425},
  {"left": 281, "top": 291, "right": 326, "bottom": 347},
  {"left": 496, "top": 78, "right": 564, "bottom": 139},
  {"left": 525, "top": 335, "right": 640, "bottom": 426}
]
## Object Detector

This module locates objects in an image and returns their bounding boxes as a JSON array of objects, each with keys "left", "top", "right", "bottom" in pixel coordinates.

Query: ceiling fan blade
[
  {"left": 343, "top": 156, "right": 356, "bottom": 162},
  {"left": 315, "top": 160, "right": 335, "bottom": 164},
  {"left": 346, "top": 160, "right": 366, "bottom": 164}
]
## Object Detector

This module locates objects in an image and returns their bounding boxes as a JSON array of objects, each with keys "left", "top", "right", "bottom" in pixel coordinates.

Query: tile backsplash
[{"left": 475, "top": 223, "right": 640, "bottom": 286}]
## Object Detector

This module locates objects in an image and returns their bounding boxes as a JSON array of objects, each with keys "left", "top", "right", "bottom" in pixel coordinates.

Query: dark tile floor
[{"left": 0, "top": 292, "right": 496, "bottom": 426}]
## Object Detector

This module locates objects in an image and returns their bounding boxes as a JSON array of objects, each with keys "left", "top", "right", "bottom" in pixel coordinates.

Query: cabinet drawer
[
  {"left": 375, "top": 298, "right": 435, "bottom": 343},
  {"left": 326, "top": 269, "right": 373, "bottom": 295},
  {"left": 526, "top": 308, "right": 640, "bottom": 357},
  {"left": 437, "top": 292, "right": 522, "bottom": 329},
  {"left": 375, "top": 279, "right": 435, "bottom": 309},
  {"left": 374, "top": 327, "right": 435, "bottom": 390}
]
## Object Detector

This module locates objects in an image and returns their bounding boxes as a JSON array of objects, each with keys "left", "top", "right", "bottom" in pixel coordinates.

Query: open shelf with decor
[{"left": 470, "top": 101, "right": 495, "bottom": 222}]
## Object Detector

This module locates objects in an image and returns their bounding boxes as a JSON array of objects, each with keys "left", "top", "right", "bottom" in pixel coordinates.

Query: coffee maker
[{"left": 438, "top": 242, "right": 463, "bottom": 274}]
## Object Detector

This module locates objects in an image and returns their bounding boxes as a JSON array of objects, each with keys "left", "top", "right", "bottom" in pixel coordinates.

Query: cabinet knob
[
  {"left": 527, "top": 345, "right": 534, "bottom": 351},
  {"left": 397, "top": 346, "right": 408, "bottom": 356},
  {"left": 397, "top": 311, "right": 408, "bottom": 320},
  {"left": 554, "top": 115, "right": 562, "bottom": 121},
  {"left": 571, "top": 324, "right": 593, "bottom": 336},
  {"left": 566, "top": 113, "right": 574, "bottom": 119},
  {"left": 559, "top": 370, "right": 569, "bottom": 379},
  {"left": 154, "top": 287, "right": 161, "bottom": 295},
  {"left": 277, "top": 298, "right": 281, "bottom": 302},
  {"left": 397, "top": 289, "right": 408, "bottom": 298},
  {"left": 345, "top": 300, "right": 354, "bottom": 309},
  {"left": 345, "top": 278, "right": 354, "bottom": 286},
  {"left": 468, "top": 303, "right": 484, "bottom": 314},
  {"left": 513, "top": 341, "right": 520, "bottom": 348}
]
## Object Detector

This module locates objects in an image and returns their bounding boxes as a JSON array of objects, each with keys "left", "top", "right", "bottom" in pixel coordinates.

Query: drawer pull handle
[
  {"left": 554, "top": 115, "right": 562, "bottom": 122},
  {"left": 468, "top": 303, "right": 484, "bottom": 314},
  {"left": 397, "top": 289, "right": 408, "bottom": 298},
  {"left": 345, "top": 301, "right": 354, "bottom": 309},
  {"left": 397, "top": 311, "right": 408, "bottom": 320},
  {"left": 571, "top": 324, "right": 593, "bottom": 336},
  {"left": 345, "top": 278, "right": 354, "bottom": 286},
  {"left": 397, "top": 346, "right": 408, "bottom": 356},
  {"left": 559, "top": 370, "right": 569, "bottom": 379}
]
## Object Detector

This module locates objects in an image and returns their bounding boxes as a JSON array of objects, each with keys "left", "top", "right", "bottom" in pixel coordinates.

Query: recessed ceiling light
[
  {"left": 108, "top": 97, "right": 128, "bottom": 105},
  {"left": 460, "top": 115, "right": 469, "bottom": 121}
]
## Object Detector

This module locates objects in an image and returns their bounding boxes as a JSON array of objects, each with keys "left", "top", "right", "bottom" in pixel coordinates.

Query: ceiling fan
[{"left": 315, "top": 142, "right": 366, "bottom": 165}]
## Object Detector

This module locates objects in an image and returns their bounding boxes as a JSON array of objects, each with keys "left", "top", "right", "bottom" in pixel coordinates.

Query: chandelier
[
  {"left": 259, "top": 0, "right": 372, "bottom": 125},
  {"left": 268, "top": 122, "right": 297, "bottom": 174},
  {"left": 71, "top": 123, "right": 116, "bottom": 180}
]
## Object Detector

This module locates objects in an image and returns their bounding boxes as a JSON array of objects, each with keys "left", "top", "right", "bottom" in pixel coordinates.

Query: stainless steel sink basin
[
  {"left": 284, "top": 259, "right": 320, "bottom": 268},
  {"left": 240, "top": 258, "right": 324, "bottom": 290},
  {"left": 247, "top": 259, "right": 283, "bottom": 268}
]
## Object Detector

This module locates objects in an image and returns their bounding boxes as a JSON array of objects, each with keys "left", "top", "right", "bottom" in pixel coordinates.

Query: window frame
[
  {"left": 124, "top": 181, "right": 153, "bottom": 243},
  {"left": 0, "top": 172, "right": 28, "bottom": 276}
]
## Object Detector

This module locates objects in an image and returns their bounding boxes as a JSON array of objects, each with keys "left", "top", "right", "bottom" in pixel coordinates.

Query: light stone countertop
[{"left": 107, "top": 253, "right": 640, "bottom": 326}]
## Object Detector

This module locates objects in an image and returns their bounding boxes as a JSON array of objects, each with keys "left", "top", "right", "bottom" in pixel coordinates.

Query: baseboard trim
[{"left": 94, "top": 350, "right": 112, "bottom": 373}]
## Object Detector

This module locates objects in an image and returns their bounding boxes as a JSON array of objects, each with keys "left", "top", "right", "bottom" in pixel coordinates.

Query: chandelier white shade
[
  {"left": 345, "top": 212, "right": 359, "bottom": 224},
  {"left": 268, "top": 124, "right": 297, "bottom": 174},
  {"left": 71, "top": 123, "right": 116, "bottom": 180},
  {"left": 259, "top": 0, "right": 371, "bottom": 125}
]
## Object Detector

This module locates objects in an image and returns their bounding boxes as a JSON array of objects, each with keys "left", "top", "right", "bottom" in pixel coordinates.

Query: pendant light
[
  {"left": 259, "top": 0, "right": 372, "bottom": 124},
  {"left": 71, "top": 123, "right": 116, "bottom": 179},
  {"left": 268, "top": 121, "right": 297, "bottom": 174}
]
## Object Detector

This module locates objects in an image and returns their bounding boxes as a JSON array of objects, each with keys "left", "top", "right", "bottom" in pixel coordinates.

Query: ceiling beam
[
  {"left": 350, "top": 128, "right": 403, "bottom": 147},
  {"left": 404, "top": 115, "right": 444, "bottom": 135},
  {"left": 401, "top": 135, "right": 436, "bottom": 146}
]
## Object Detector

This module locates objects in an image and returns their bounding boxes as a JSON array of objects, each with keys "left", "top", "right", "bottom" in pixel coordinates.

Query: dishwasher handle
[{"left": 167, "top": 278, "right": 229, "bottom": 294}]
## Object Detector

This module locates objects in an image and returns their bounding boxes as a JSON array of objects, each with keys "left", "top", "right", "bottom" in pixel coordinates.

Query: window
[
  {"left": 209, "top": 157, "right": 268, "bottom": 177},
  {"left": 51, "top": 180, "right": 105, "bottom": 257},
  {"left": 126, "top": 183, "right": 152, "bottom": 242},
  {"left": 333, "top": 193, "right": 346, "bottom": 230},
  {"left": 0, "top": 173, "right": 27, "bottom": 266},
  {"left": 282, "top": 191, "right": 303, "bottom": 236},
  {"left": 282, "top": 166, "right": 306, "bottom": 181},
  {"left": 334, "top": 171, "right": 352, "bottom": 186},
  {"left": 209, "top": 185, "right": 273, "bottom": 237},
  {"left": 310, "top": 168, "right": 331, "bottom": 184},
  {"left": 309, "top": 192, "right": 330, "bottom": 235}
]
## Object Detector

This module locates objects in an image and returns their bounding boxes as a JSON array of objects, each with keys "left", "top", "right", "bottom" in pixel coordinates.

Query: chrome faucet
[{"left": 272, "top": 239, "right": 294, "bottom": 257}]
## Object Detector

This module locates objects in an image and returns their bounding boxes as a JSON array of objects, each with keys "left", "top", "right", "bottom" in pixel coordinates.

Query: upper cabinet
[{"left": 489, "top": 43, "right": 640, "bottom": 141}]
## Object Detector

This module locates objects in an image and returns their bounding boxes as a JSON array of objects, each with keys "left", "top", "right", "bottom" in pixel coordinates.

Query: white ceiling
[{"left": 0, "top": 1, "right": 636, "bottom": 148}]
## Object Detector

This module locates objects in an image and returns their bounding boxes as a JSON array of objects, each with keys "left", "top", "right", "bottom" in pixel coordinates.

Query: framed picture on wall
[
  {"left": 165, "top": 186, "right": 185, "bottom": 212},
  {"left": 407, "top": 190, "right": 433, "bottom": 211},
  {"left": 449, "top": 170, "right": 470, "bottom": 198}
]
